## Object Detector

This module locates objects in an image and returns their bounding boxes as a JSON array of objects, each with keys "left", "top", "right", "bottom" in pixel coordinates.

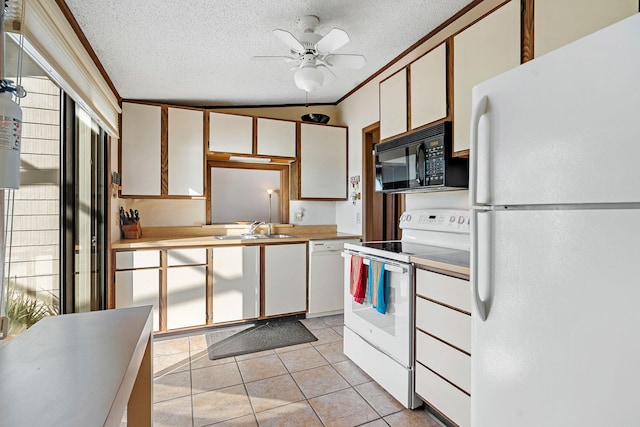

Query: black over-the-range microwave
[{"left": 374, "top": 122, "right": 469, "bottom": 193}]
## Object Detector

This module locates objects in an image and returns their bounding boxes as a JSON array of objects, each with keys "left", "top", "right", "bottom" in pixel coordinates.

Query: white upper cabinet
[
  {"left": 410, "top": 43, "right": 447, "bottom": 130},
  {"left": 453, "top": 0, "right": 520, "bottom": 153},
  {"left": 121, "top": 102, "right": 161, "bottom": 195},
  {"left": 168, "top": 107, "right": 204, "bottom": 196},
  {"left": 209, "top": 112, "right": 253, "bottom": 154},
  {"left": 256, "top": 118, "right": 296, "bottom": 157},
  {"left": 534, "top": 0, "right": 638, "bottom": 57},
  {"left": 379, "top": 68, "right": 408, "bottom": 140},
  {"left": 299, "top": 123, "right": 347, "bottom": 200}
]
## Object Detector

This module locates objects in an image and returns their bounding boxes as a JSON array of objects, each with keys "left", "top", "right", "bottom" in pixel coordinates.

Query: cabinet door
[
  {"left": 379, "top": 68, "right": 407, "bottom": 140},
  {"left": 209, "top": 112, "right": 253, "bottom": 154},
  {"left": 115, "top": 269, "right": 160, "bottom": 331},
  {"left": 212, "top": 246, "right": 260, "bottom": 323},
  {"left": 168, "top": 107, "right": 204, "bottom": 196},
  {"left": 299, "top": 124, "right": 347, "bottom": 199},
  {"left": 167, "top": 265, "right": 206, "bottom": 329},
  {"left": 453, "top": 0, "right": 520, "bottom": 153},
  {"left": 121, "top": 102, "right": 161, "bottom": 195},
  {"left": 410, "top": 43, "right": 447, "bottom": 130},
  {"left": 535, "top": 0, "right": 637, "bottom": 57},
  {"left": 264, "top": 244, "right": 307, "bottom": 316},
  {"left": 256, "top": 118, "right": 296, "bottom": 157}
]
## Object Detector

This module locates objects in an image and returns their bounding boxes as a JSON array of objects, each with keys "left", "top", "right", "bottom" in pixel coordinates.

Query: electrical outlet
[{"left": 355, "top": 212, "right": 361, "bottom": 224}]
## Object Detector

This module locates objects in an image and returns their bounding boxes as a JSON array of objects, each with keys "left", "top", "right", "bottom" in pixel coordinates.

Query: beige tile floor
[{"left": 149, "top": 314, "right": 444, "bottom": 427}]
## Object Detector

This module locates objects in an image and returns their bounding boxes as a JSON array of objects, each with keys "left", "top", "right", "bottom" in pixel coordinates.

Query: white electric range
[{"left": 342, "top": 209, "right": 470, "bottom": 409}]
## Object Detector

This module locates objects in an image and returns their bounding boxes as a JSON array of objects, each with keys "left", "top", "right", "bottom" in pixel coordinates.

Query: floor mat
[{"left": 206, "top": 319, "right": 318, "bottom": 360}]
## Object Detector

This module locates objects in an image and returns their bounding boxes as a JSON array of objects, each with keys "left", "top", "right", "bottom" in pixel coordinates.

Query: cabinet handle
[
  {"left": 470, "top": 95, "right": 488, "bottom": 207},
  {"left": 472, "top": 209, "right": 488, "bottom": 321}
]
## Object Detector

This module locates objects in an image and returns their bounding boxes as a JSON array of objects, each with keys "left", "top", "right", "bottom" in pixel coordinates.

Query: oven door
[{"left": 342, "top": 250, "right": 414, "bottom": 367}]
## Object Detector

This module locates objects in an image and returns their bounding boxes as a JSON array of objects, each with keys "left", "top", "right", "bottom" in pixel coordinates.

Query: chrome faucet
[{"left": 249, "top": 221, "right": 265, "bottom": 234}]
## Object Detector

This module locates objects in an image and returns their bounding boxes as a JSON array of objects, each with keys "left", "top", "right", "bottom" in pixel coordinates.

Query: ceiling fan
[{"left": 255, "top": 15, "right": 366, "bottom": 93}]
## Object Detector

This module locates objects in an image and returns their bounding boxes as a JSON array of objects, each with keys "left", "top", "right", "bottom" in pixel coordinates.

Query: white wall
[{"left": 289, "top": 200, "right": 336, "bottom": 225}]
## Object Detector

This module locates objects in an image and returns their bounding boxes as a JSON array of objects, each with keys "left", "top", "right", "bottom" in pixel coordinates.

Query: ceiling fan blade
[
  {"left": 273, "top": 29, "right": 305, "bottom": 52},
  {"left": 315, "top": 28, "right": 349, "bottom": 53},
  {"left": 326, "top": 54, "right": 366, "bottom": 69},
  {"left": 318, "top": 64, "right": 336, "bottom": 84},
  {"left": 253, "top": 55, "right": 298, "bottom": 62},
  {"left": 278, "top": 66, "right": 300, "bottom": 82}
]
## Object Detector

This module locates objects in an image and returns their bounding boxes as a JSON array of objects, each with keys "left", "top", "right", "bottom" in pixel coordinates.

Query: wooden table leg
[{"left": 127, "top": 334, "right": 153, "bottom": 426}]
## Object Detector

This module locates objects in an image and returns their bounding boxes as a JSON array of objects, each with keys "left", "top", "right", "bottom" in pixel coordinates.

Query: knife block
[{"left": 121, "top": 221, "right": 142, "bottom": 239}]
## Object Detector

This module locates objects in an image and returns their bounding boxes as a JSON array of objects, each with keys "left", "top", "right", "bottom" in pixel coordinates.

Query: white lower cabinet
[
  {"left": 115, "top": 268, "right": 160, "bottom": 332},
  {"left": 167, "top": 265, "right": 207, "bottom": 330},
  {"left": 211, "top": 246, "right": 260, "bottom": 323},
  {"left": 415, "top": 268, "right": 471, "bottom": 427},
  {"left": 264, "top": 243, "right": 307, "bottom": 316}
]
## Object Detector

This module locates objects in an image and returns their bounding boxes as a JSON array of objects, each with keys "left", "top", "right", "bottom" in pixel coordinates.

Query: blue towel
[{"left": 368, "top": 261, "right": 387, "bottom": 314}]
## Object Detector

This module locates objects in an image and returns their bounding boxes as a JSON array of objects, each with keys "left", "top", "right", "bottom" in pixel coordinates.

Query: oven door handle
[{"left": 341, "top": 251, "right": 409, "bottom": 274}]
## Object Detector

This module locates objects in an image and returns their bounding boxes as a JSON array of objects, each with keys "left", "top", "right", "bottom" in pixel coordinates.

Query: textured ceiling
[{"left": 63, "top": 0, "right": 473, "bottom": 106}]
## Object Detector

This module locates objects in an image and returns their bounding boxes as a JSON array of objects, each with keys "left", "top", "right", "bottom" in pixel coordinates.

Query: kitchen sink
[
  {"left": 215, "top": 234, "right": 294, "bottom": 240},
  {"left": 215, "top": 234, "right": 268, "bottom": 240}
]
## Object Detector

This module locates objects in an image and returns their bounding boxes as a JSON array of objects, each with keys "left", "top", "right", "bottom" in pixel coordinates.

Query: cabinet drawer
[
  {"left": 416, "top": 330, "right": 470, "bottom": 393},
  {"left": 416, "top": 297, "right": 470, "bottom": 353},
  {"left": 116, "top": 250, "right": 160, "bottom": 269},
  {"left": 416, "top": 269, "right": 471, "bottom": 313},
  {"left": 167, "top": 248, "right": 207, "bottom": 266},
  {"left": 416, "top": 363, "right": 470, "bottom": 427}
]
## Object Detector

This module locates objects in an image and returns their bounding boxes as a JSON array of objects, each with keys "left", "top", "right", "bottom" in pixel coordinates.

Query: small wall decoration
[{"left": 350, "top": 175, "right": 361, "bottom": 205}]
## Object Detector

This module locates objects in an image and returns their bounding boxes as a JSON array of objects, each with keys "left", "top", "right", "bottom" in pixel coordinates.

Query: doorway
[{"left": 362, "top": 123, "right": 404, "bottom": 242}]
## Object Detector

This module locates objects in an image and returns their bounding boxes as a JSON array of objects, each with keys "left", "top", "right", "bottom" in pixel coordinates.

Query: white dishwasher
[{"left": 308, "top": 238, "right": 360, "bottom": 318}]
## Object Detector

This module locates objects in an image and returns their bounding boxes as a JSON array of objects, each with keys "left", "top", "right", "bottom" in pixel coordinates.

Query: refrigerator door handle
[
  {"left": 470, "top": 95, "right": 489, "bottom": 207},
  {"left": 472, "top": 209, "right": 489, "bottom": 321}
]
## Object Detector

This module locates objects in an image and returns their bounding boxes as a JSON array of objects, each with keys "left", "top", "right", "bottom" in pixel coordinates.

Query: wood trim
[
  {"left": 206, "top": 248, "right": 213, "bottom": 325},
  {"left": 521, "top": 0, "right": 534, "bottom": 63},
  {"left": 119, "top": 195, "right": 206, "bottom": 200},
  {"left": 203, "top": 109, "right": 210, "bottom": 219},
  {"left": 279, "top": 167, "right": 290, "bottom": 223},
  {"left": 446, "top": 39, "right": 453, "bottom": 121},
  {"left": 252, "top": 116, "right": 258, "bottom": 154},
  {"left": 295, "top": 122, "right": 302, "bottom": 199},
  {"left": 406, "top": 66, "right": 412, "bottom": 133},
  {"left": 117, "top": 110, "right": 122, "bottom": 198},
  {"left": 259, "top": 246, "right": 265, "bottom": 317},
  {"left": 160, "top": 106, "right": 169, "bottom": 196},
  {"left": 56, "top": 0, "right": 121, "bottom": 101},
  {"left": 362, "top": 121, "right": 379, "bottom": 242},
  {"left": 336, "top": 0, "right": 486, "bottom": 105},
  {"left": 159, "top": 250, "right": 168, "bottom": 331}
]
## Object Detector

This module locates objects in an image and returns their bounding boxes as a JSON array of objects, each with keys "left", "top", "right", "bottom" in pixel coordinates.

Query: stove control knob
[
  {"left": 450, "top": 216, "right": 456, "bottom": 222},
  {"left": 458, "top": 216, "right": 465, "bottom": 224}
]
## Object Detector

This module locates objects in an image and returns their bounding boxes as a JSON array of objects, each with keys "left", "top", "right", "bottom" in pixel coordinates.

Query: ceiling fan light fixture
[{"left": 294, "top": 66, "right": 324, "bottom": 93}]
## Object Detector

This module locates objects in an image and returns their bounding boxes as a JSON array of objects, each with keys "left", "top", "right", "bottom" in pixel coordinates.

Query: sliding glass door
[{"left": 62, "top": 96, "right": 107, "bottom": 313}]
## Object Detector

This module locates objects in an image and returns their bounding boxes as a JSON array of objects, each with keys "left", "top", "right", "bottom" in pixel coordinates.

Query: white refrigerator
[{"left": 470, "top": 14, "right": 640, "bottom": 427}]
